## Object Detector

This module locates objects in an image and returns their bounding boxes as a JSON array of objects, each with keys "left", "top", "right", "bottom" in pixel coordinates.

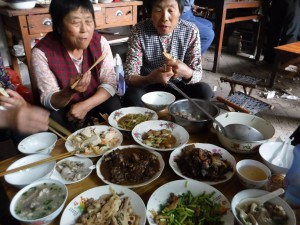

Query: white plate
[
  {"left": 65, "top": 125, "right": 123, "bottom": 158},
  {"left": 51, "top": 156, "right": 93, "bottom": 185},
  {"left": 132, "top": 120, "right": 189, "bottom": 151},
  {"left": 96, "top": 145, "right": 165, "bottom": 188},
  {"left": 60, "top": 185, "right": 146, "bottom": 225},
  {"left": 146, "top": 179, "right": 234, "bottom": 225},
  {"left": 169, "top": 143, "right": 236, "bottom": 185},
  {"left": 108, "top": 107, "right": 158, "bottom": 131}
]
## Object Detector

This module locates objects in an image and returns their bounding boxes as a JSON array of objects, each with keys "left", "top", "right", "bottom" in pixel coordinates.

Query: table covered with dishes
[{"left": 1, "top": 108, "right": 299, "bottom": 225}]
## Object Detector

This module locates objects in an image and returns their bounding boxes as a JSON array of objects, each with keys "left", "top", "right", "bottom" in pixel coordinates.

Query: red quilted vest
[{"left": 35, "top": 32, "right": 102, "bottom": 103}]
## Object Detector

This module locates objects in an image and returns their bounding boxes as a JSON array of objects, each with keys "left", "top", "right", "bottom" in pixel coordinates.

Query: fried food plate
[
  {"left": 132, "top": 120, "right": 189, "bottom": 151},
  {"left": 65, "top": 125, "right": 123, "bottom": 158},
  {"left": 60, "top": 185, "right": 146, "bottom": 225},
  {"left": 108, "top": 107, "right": 158, "bottom": 131},
  {"left": 169, "top": 143, "right": 236, "bottom": 185},
  {"left": 96, "top": 145, "right": 165, "bottom": 188},
  {"left": 147, "top": 180, "right": 234, "bottom": 225}
]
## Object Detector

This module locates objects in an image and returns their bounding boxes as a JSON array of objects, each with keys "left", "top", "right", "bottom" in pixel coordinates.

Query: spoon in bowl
[
  {"left": 237, "top": 188, "right": 285, "bottom": 208},
  {"left": 167, "top": 81, "right": 264, "bottom": 142}
]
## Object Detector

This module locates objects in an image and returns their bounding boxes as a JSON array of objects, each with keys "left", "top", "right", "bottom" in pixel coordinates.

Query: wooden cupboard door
[{"left": 27, "top": 14, "right": 53, "bottom": 34}]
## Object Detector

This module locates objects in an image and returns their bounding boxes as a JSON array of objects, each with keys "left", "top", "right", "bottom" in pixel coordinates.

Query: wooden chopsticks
[
  {"left": 48, "top": 126, "right": 68, "bottom": 142},
  {"left": 71, "top": 52, "right": 107, "bottom": 89},
  {"left": 0, "top": 150, "right": 78, "bottom": 177}
]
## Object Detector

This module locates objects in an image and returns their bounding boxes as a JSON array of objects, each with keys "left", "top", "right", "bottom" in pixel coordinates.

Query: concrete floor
[{"left": 201, "top": 49, "right": 300, "bottom": 142}]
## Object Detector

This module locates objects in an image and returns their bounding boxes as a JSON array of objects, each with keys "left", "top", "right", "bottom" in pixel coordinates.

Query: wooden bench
[{"left": 269, "top": 41, "right": 300, "bottom": 88}]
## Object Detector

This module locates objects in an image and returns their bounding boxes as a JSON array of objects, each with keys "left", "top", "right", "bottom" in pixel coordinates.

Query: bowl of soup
[
  {"left": 10, "top": 179, "right": 68, "bottom": 225},
  {"left": 236, "top": 159, "right": 271, "bottom": 189}
]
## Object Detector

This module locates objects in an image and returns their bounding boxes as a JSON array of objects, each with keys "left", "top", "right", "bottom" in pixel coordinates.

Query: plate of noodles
[
  {"left": 65, "top": 125, "right": 123, "bottom": 158},
  {"left": 60, "top": 185, "right": 146, "bottom": 225},
  {"left": 108, "top": 107, "right": 158, "bottom": 131}
]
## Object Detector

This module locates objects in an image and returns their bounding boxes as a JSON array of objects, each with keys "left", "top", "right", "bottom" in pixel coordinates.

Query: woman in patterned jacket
[{"left": 122, "top": 0, "right": 214, "bottom": 107}]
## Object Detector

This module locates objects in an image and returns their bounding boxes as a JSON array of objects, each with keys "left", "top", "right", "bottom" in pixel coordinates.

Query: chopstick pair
[
  {"left": 71, "top": 52, "right": 107, "bottom": 89},
  {"left": 0, "top": 150, "right": 79, "bottom": 177},
  {"left": 48, "top": 118, "right": 72, "bottom": 141}
]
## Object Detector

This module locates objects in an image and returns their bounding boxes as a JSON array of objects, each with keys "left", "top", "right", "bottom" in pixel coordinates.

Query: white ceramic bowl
[
  {"left": 4, "top": 154, "right": 56, "bottom": 189},
  {"left": 10, "top": 179, "right": 68, "bottom": 225},
  {"left": 231, "top": 189, "right": 296, "bottom": 225},
  {"left": 259, "top": 141, "right": 294, "bottom": 174},
  {"left": 7, "top": 0, "right": 36, "bottom": 10},
  {"left": 213, "top": 112, "right": 275, "bottom": 154},
  {"left": 236, "top": 159, "right": 271, "bottom": 189},
  {"left": 18, "top": 132, "right": 57, "bottom": 155},
  {"left": 141, "top": 91, "right": 175, "bottom": 112}
]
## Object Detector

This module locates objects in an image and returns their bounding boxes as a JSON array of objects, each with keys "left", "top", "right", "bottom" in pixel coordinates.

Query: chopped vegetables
[
  {"left": 117, "top": 113, "right": 151, "bottom": 130},
  {"left": 142, "top": 129, "right": 176, "bottom": 149},
  {"left": 153, "top": 191, "right": 228, "bottom": 225}
]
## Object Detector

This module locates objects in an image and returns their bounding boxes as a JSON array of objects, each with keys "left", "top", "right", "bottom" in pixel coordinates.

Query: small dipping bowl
[{"left": 236, "top": 159, "right": 271, "bottom": 189}]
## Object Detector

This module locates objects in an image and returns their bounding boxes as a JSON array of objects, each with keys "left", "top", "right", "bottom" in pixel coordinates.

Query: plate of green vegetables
[{"left": 146, "top": 179, "right": 234, "bottom": 225}]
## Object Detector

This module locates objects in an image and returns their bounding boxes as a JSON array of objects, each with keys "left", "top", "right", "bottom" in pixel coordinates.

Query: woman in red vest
[{"left": 31, "top": 0, "right": 121, "bottom": 131}]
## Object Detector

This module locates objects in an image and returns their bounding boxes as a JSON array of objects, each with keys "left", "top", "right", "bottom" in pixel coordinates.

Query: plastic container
[{"left": 284, "top": 144, "right": 300, "bottom": 208}]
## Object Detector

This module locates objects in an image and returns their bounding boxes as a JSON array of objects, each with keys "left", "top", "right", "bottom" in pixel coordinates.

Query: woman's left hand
[
  {"left": 67, "top": 102, "right": 89, "bottom": 121},
  {"left": 165, "top": 59, "right": 193, "bottom": 80}
]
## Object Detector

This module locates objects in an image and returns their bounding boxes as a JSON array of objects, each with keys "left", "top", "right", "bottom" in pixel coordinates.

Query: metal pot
[{"left": 168, "top": 99, "right": 219, "bottom": 134}]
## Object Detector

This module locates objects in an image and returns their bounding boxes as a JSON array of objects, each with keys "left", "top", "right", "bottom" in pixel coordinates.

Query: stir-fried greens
[
  {"left": 117, "top": 113, "right": 151, "bottom": 130},
  {"left": 153, "top": 191, "right": 228, "bottom": 225}
]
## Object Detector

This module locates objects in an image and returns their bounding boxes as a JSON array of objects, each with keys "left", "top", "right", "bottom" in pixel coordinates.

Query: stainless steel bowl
[{"left": 168, "top": 99, "right": 219, "bottom": 133}]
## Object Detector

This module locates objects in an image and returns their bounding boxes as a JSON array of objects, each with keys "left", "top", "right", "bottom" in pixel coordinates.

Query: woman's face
[
  {"left": 151, "top": 0, "right": 181, "bottom": 35},
  {"left": 61, "top": 7, "right": 95, "bottom": 51}
]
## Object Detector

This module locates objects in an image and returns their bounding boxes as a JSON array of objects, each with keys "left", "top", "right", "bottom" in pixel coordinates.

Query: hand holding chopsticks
[{"left": 71, "top": 52, "right": 107, "bottom": 89}]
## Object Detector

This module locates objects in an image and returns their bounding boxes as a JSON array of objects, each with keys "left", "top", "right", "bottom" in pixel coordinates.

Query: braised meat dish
[
  {"left": 174, "top": 144, "right": 233, "bottom": 181},
  {"left": 100, "top": 147, "right": 160, "bottom": 185}
]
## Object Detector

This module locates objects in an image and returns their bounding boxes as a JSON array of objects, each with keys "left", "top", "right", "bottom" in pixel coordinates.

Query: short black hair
[
  {"left": 49, "top": 0, "right": 95, "bottom": 35},
  {"left": 143, "top": 0, "right": 185, "bottom": 18}
]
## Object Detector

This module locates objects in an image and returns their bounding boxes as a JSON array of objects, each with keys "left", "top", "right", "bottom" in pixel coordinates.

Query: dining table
[{"left": 0, "top": 110, "right": 299, "bottom": 225}]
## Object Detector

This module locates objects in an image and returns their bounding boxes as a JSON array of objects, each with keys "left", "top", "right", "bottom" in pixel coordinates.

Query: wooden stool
[
  {"left": 220, "top": 72, "right": 261, "bottom": 96},
  {"left": 269, "top": 41, "right": 300, "bottom": 88},
  {"left": 216, "top": 91, "right": 273, "bottom": 114}
]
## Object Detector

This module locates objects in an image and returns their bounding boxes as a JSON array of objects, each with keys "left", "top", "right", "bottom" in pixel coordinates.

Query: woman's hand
[
  {"left": 67, "top": 101, "right": 89, "bottom": 121},
  {"left": 165, "top": 59, "right": 193, "bottom": 80},
  {"left": 0, "top": 104, "right": 49, "bottom": 134},
  {"left": 70, "top": 71, "right": 92, "bottom": 93},
  {"left": 0, "top": 89, "right": 27, "bottom": 108},
  {"left": 148, "top": 67, "right": 174, "bottom": 84}
]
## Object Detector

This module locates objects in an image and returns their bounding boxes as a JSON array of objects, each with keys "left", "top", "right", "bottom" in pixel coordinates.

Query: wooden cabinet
[{"left": 0, "top": 1, "right": 142, "bottom": 99}]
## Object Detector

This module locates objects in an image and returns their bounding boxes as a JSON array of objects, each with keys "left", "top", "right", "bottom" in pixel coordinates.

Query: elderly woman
[
  {"left": 122, "top": 0, "right": 214, "bottom": 107},
  {"left": 31, "top": 0, "right": 121, "bottom": 131}
]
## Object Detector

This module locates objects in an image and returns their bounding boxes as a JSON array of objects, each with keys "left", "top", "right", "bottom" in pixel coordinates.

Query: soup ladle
[{"left": 167, "top": 81, "right": 264, "bottom": 142}]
